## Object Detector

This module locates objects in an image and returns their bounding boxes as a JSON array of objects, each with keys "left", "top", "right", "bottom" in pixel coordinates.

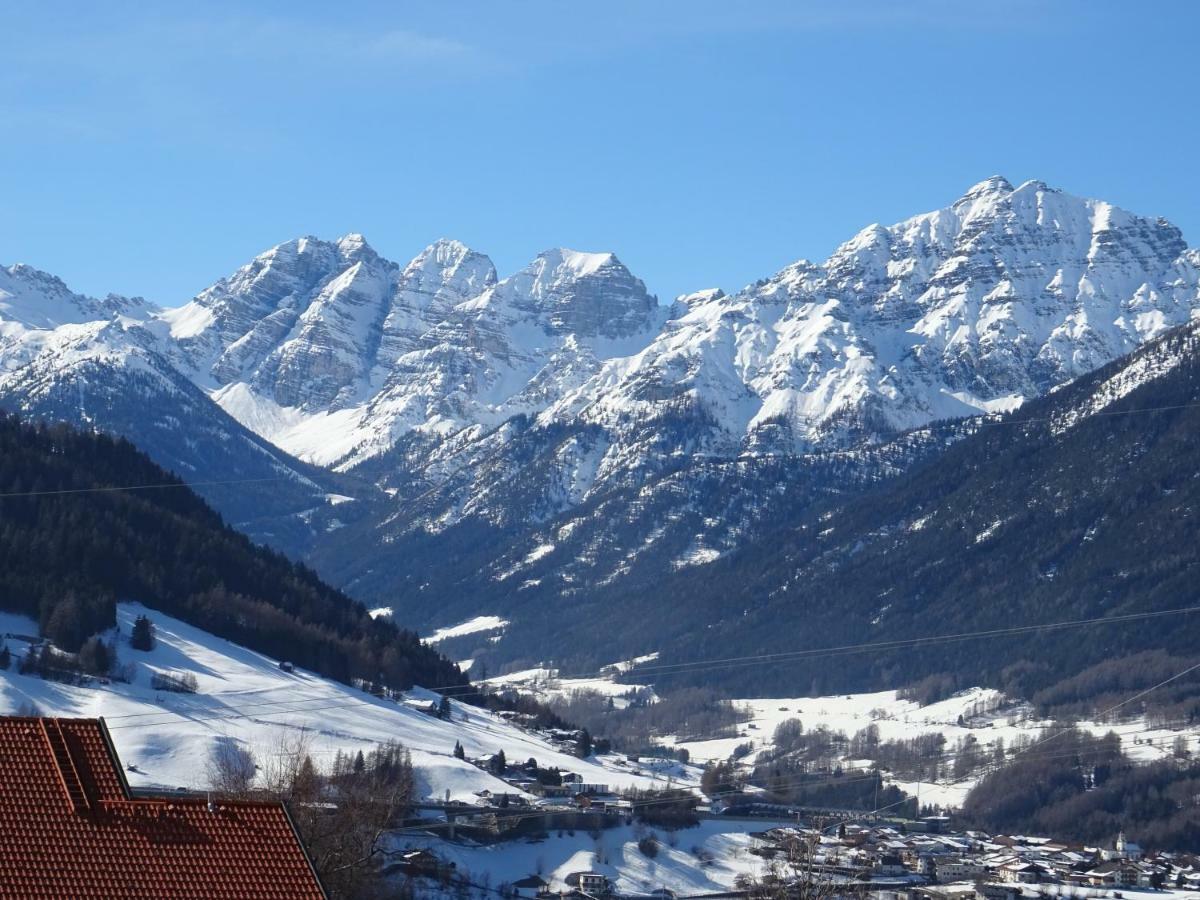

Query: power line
[
  {"left": 99, "top": 605, "right": 1200, "bottom": 729},
  {"left": 1002, "top": 660, "right": 1200, "bottom": 760},
  {"left": 79, "top": 608, "right": 1200, "bottom": 815},
  {"left": 974, "top": 399, "right": 1200, "bottom": 430},
  {"left": 104, "top": 692, "right": 1193, "bottom": 788},
  {"left": 866, "top": 658, "right": 1200, "bottom": 817},
  {"left": 106, "top": 697, "right": 415, "bottom": 731},
  {"left": 97, "top": 673, "right": 1199, "bottom": 830},
  {"left": 0, "top": 474, "right": 297, "bottom": 499},
  {"left": 480, "top": 605, "right": 1200, "bottom": 687},
  {"left": 1, "top": 391, "right": 1194, "bottom": 503},
  {"left": 103, "top": 684, "right": 1195, "bottom": 813},
  {"left": 102, "top": 687, "right": 367, "bottom": 721}
]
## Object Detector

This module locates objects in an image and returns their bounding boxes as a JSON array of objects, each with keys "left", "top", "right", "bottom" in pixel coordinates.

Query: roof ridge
[{"left": 39, "top": 718, "right": 92, "bottom": 813}]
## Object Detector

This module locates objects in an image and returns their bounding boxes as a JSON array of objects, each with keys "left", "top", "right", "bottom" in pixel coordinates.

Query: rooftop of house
[{"left": 0, "top": 716, "right": 325, "bottom": 899}]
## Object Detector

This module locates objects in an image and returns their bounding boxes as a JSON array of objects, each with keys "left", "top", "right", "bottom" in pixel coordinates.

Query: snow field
[{"left": 0, "top": 604, "right": 692, "bottom": 800}]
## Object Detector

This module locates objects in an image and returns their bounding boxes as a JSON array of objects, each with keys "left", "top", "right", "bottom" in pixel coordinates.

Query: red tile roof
[{"left": 0, "top": 716, "right": 326, "bottom": 899}]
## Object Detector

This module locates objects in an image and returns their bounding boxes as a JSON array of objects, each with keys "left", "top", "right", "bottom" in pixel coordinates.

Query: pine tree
[
  {"left": 78, "top": 636, "right": 111, "bottom": 676},
  {"left": 0, "top": 644, "right": 9, "bottom": 671},
  {"left": 437, "top": 695, "right": 452, "bottom": 720},
  {"left": 130, "top": 615, "right": 155, "bottom": 651},
  {"left": 576, "top": 728, "right": 592, "bottom": 759},
  {"left": 353, "top": 750, "right": 366, "bottom": 774},
  {"left": 490, "top": 749, "right": 507, "bottom": 775},
  {"left": 293, "top": 755, "right": 320, "bottom": 802},
  {"left": 453, "top": 741, "right": 465, "bottom": 760}
]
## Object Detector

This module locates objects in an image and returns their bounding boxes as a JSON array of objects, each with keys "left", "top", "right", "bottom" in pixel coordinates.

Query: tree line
[{"left": 0, "top": 414, "right": 467, "bottom": 696}]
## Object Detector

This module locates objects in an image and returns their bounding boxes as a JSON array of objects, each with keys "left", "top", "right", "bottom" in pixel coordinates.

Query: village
[
  {"left": 5, "top": 608, "right": 1199, "bottom": 900},
  {"left": 376, "top": 718, "right": 1200, "bottom": 900},
  {"left": 392, "top": 799, "right": 1200, "bottom": 900}
]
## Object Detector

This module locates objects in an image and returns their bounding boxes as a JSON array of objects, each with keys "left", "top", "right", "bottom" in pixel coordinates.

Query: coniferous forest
[
  {"left": 0, "top": 413, "right": 467, "bottom": 694},
  {"left": 963, "top": 728, "right": 1200, "bottom": 851},
  {"left": 499, "top": 323, "right": 1200, "bottom": 705}
]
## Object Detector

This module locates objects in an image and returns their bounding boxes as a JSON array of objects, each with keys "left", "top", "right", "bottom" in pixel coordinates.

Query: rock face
[
  {"left": 545, "top": 177, "right": 1197, "bottom": 457},
  {"left": 156, "top": 237, "right": 661, "bottom": 465},
  {"left": 1, "top": 177, "right": 1198, "bottom": 637},
  {"left": 303, "top": 179, "right": 1200, "bottom": 635}
]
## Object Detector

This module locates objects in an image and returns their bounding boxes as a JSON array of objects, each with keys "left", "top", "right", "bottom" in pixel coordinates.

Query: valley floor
[
  {"left": 483, "top": 663, "right": 1198, "bottom": 811},
  {"left": 4, "top": 606, "right": 1200, "bottom": 898},
  {"left": 390, "top": 817, "right": 784, "bottom": 896}
]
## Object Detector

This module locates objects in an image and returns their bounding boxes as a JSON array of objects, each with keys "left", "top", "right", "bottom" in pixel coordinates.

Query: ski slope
[{"left": 0, "top": 603, "right": 694, "bottom": 800}]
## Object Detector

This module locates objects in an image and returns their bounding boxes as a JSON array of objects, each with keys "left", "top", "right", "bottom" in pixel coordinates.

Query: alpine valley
[{"left": 3, "top": 176, "right": 1198, "bottom": 689}]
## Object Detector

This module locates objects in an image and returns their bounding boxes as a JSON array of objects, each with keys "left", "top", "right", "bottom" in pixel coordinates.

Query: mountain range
[{"left": 2, "top": 176, "right": 1197, "bottom": 682}]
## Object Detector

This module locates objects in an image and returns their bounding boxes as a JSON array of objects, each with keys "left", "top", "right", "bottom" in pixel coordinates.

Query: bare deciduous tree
[
  {"left": 205, "top": 737, "right": 257, "bottom": 795},
  {"left": 204, "top": 727, "right": 415, "bottom": 899},
  {"left": 738, "top": 820, "right": 845, "bottom": 900},
  {"left": 287, "top": 739, "right": 415, "bottom": 899}
]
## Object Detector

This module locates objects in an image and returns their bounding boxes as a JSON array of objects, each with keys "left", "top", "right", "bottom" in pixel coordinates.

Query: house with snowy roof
[{"left": 1084, "top": 860, "right": 1139, "bottom": 887}]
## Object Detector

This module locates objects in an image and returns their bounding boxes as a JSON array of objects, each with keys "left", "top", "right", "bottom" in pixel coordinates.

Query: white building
[{"left": 937, "top": 858, "right": 986, "bottom": 881}]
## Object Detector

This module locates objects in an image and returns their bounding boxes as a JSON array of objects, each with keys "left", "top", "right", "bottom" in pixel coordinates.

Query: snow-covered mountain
[
  {"left": 9, "top": 177, "right": 1194, "bottom": 473},
  {"left": 544, "top": 176, "right": 1197, "bottom": 454},
  {"left": 160, "top": 235, "right": 663, "bottom": 467},
  {"left": 0, "top": 264, "right": 346, "bottom": 544},
  {"left": 2, "top": 177, "right": 1198, "bottom": 644},
  {"left": 341, "top": 177, "right": 1200, "bottom": 516},
  {"left": 310, "top": 178, "right": 1200, "bottom": 615}
]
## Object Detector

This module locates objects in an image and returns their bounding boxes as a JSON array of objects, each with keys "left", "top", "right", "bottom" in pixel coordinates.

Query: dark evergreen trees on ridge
[{"left": 0, "top": 413, "right": 467, "bottom": 697}]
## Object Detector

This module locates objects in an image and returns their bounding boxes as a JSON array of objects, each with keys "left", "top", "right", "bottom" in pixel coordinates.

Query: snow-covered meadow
[
  {"left": 477, "top": 654, "right": 1199, "bottom": 811},
  {"left": 0, "top": 604, "right": 692, "bottom": 800},
  {"left": 666, "top": 688, "right": 1198, "bottom": 808},
  {"left": 392, "top": 817, "right": 787, "bottom": 896}
]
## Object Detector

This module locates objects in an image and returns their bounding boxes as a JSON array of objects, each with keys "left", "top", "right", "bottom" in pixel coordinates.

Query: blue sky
[{"left": 2, "top": 1, "right": 1197, "bottom": 305}]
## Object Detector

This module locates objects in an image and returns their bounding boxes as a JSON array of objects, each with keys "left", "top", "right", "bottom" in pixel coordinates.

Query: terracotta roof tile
[{"left": 0, "top": 717, "right": 325, "bottom": 899}]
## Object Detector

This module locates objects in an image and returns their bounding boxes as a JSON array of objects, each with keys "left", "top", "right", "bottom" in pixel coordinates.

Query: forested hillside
[
  {"left": 963, "top": 729, "right": 1200, "bottom": 851},
  {"left": 454, "top": 321, "right": 1200, "bottom": 705},
  {"left": 627, "top": 321, "right": 1200, "bottom": 699},
  {"left": 0, "top": 413, "right": 466, "bottom": 693}
]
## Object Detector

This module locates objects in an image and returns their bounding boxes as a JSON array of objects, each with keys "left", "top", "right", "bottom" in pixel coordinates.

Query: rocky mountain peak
[
  {"left": 333, "top": 233, "right": 382, "bottom": 265},
  {"left": 6, "top": 177, "right": 1196, "bottom": 481},
  {"left": 955, "top": 174, "right": 1014, "bottom": 205},
  {"left": 1, "top": 263, "right": 150, "bottom": 331},
  {"left": 519, "top": 248, "right": 658, "bottom": 339},
  {"left": 401, "top": 239, "right": 497, "bottom": 300}
]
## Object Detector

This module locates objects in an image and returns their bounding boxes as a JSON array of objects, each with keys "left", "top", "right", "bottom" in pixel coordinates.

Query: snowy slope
[
  {"left": 0, "top": 604, "right": 693, "bottom": 801},
  {"left": 667, "top": 687, "right": 1199, "bottom": 810},
  {"left": 391, "top": 818, "right": 781, "bottom": 896}
]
